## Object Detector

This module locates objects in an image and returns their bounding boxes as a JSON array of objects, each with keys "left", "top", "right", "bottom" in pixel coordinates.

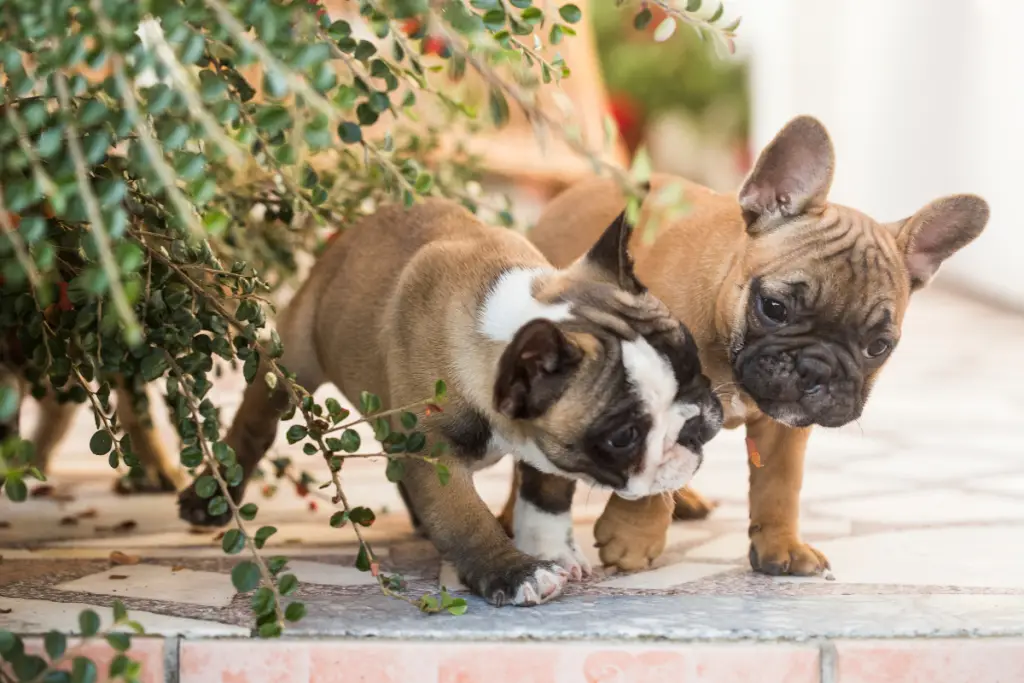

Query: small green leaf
[
  {"left": 251, "top": 587, "right": 275, "bottom": 615},
  {"left": 447, "top": 598, "right": 468, "bottom": 615},
  {"left": 258, "top": 622, "right": 282, "bottom": 638},
  {"left": 254, "top": 525, "right": 278, "bottom": 549},
  {"left": 231, "top": 561, "right": 261, "bottom": 592},
  {"left": 349, "top": 507, "right": 375, "bottom": 527},
  {"left": 488, "top": 89, "right": 510, "bottom": 128},
  {"left": 4, "top": 476, "right": 27, "bottom": 502},
  {"left": 78, "top": 609, "right": 101, "bottom": 637},
  {"left": 405, "top": 432, "right": 426, "bottom": 453},
  {"left": 89, "top": 430, "right": 113, "bottom": 455},
  {"left": 195, "top": 475, "right": 218, "bottom": 499},
  {"left": 207, "top": 496, "right": 228, "bottom": 517},
  {"left": 385, "top": 457, "right": 405, "bottom": 483},
  {"left": 558, "top": 3, "right": 582, "bottom": 24},
  {"left": 278, "top": 573, "right": 299, "bottom": 595},
  {"left": 633, "top": 8, "right": 653, "bottom": 29},
  {"left": 434, "top": 379, "right": 447, "bottom": 402},
  {"left": 686, "top": 0, "right": 702, "bottom": 11},
  {"left": 329, "top": 511, "right": 348, "bottom": 528},
  {"left": 355, "top": 543, "right": 371, "bottom": 571},
  {"left": 340, "top": 429, "right": 361, "bottom": 453},
  {"left": 359, "top": 391, "right": 381, "bottom": 414},
  {"left": 239, "top": 503, "right": 258, "bottom": 521},
  {"left": 44, "top": 630, "right": 67, "bottom": 660},
  {"left": 630, "top": 146, "right": 653, "bottom": 185},
  {"left": 112, "top": 599, "right": 127, "bottom": 623},
  {"left": 71, "top": 657, "right": 97, "bottom": 683},
  {"left": 285, "top": 601, "right": 306, "bottom": 622},
  {"left": 285, "top": 425, "right": 308, "bottom": 444},
  {"left": 0, "top": 385, "right": 19, "bottom": 421},
  {"left": 435, "top": 462, "right": 451, "bottom": 486},
  {"left": 105, "top": 632, "right": 131, "bottom": 652},
  {"left": 400, "top": 411, "right": 418, "bottom": 430},
  {"left": 222, "top": 529, "right": 245, "bottom": 554}
]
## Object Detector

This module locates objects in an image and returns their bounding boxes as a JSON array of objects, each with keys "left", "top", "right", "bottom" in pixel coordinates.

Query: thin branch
[
  {"left": 0, "top": 196, "right": 44, "bottom": 293},
  {"left": 142, "top": 19, "right": 248, "bottom": 168},
  {"left": 53, "top": 71, "right": 142, "bottom": 344},
  {"left": 165, "top": 351, "right": 286, "bottom": 627},
  {"left": 90, "top": 0, "right": 209, "bottom": 244}
]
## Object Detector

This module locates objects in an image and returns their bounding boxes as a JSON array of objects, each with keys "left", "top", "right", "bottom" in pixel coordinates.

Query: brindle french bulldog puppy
[
  {"left": 501, "top": 116, "right": 989, "bottom": 576},
  {"left": 177, "top": 198, "right": 722, "bottom": 605}
]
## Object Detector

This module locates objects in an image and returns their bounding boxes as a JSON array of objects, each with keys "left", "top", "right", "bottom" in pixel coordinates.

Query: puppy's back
[{"left": 299, "top": 199, "right": 543, "bottom": 403}]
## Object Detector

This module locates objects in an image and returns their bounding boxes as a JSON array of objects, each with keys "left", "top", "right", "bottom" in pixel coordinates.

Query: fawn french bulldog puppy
[
  {"left": 503, "top": 116, "right": 989, "bottom": 576},
  {"left": 178, "top": 198, "right": 722, "bottom": 605}
]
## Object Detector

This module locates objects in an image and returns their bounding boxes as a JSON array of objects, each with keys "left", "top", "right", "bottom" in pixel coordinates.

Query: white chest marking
[{"left": 478, "top": 268, "right": 573, "bottom": 342}]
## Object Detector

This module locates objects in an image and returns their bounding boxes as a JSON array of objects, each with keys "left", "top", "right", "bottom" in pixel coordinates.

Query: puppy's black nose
[{"left": 677, "top": 400, "right": 721, "bottom": 453}]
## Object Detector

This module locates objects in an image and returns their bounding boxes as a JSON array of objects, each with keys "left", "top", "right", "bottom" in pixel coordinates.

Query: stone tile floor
[{"left": 3, "top": 286, "right": 1024, "bottom": 682}]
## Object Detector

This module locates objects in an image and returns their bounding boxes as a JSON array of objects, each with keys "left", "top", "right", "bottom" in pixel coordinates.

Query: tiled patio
[{"left": 3, "top": 286, "right": 1024, "bottom": 682}]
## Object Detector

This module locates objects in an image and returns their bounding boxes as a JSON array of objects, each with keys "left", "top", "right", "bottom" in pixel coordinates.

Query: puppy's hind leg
[
  {"left": 30, "top": 388, "right": 78, "bottom": 475},
  {"left": 178, "top": 290, "right": 326, "bottom": 527},
  {"left": 112, "top": 382, "right": 184, "bottom": 495}
]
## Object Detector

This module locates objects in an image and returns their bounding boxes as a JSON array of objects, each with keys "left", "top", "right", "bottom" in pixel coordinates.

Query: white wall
[{"left": 734, "top": 0, "right": 1023, "bottom": 309}]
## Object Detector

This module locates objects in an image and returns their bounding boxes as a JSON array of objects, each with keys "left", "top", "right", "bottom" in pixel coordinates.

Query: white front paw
[{"left": 513, "top": 499, "right": 592, "bottom": 581}]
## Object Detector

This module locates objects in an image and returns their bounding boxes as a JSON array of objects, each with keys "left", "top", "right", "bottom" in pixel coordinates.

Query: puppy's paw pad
[
  {"left": 515, "top": 536, "right": 592, "bottom": 582},
  {"left": 511, "top": 566, "right": 567, "bottom": 606},
  {"left": 594, "top": 514, "right": 667, "bottom": 572},
  {"left": 749, "top": 536, "right": 829, "bottom": 577},
  {"left": 479, "top": 561, "right": 568, "bottom": 607}
]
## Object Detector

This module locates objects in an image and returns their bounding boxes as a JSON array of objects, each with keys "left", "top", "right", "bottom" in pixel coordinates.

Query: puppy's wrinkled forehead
[{"left": 751, "top": 207, "right": 909, "bottom": 322}]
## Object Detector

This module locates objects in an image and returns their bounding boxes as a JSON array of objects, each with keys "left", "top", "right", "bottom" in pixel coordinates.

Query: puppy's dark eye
[
  {"left": 606, "top": 425, "right": 641, "bottom": 451},
  {"left": 865, "top": 338, "right": 892, "bottom": 359},
  {"left": 758, "top": 295, "right": 788, "bottom": 324}
]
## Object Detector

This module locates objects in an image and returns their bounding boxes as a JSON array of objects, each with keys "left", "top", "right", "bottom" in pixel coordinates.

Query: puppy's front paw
[
  {"left": 473, "top": 559, "right": 569, "bottom": 607},
  {"left": 749, "top": 531, "right": 829, "bottom": 576},
  {"left": 671, "top": 486, "right": 717, "bottom": 521},
  {"left": 114, "top": 470, "right": 180, "bottom": 496},
  {"left": 594, "top": 494, "right": 672, "bottom": 571},
  {"left": 177, "top": 474, "right": 238, "bottom": 527}
]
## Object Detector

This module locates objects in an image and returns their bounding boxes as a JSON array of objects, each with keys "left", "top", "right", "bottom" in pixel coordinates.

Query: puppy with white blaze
[{"left": 178, "top": 198, "right": 722, "bottom": 606}]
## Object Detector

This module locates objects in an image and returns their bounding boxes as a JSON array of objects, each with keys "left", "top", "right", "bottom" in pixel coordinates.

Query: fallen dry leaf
[
  {"left": 113, "top": 520, "right": 138, "bottom": 532},
  {"left": 0, "top": 608, "right": 11, "bottom": 614},
  {"left": 59, "top": 516, "right": 79, "bottom": 526},
  {"left": 0, "top": 521, "right": 11, "bottom": 529},
  {"left": 109, "top": 551, "right": 140, "bottom": 566},
  {"left": 213, "top": 531, "right": 226, "bottom": 541},
  {"left": 108, "top": 575, "right": 129, "bottom": 580},
  {"left": 745, "top": 436, "right": 763, "bottom": 468},
  {"left": 30, "top": 484, "right": 55, "bottom": 498},
  {"left": 188, "top": 526, "right": 209, "bottom": 535},
  {"left": 76, "top": 508, "right": 98, "bottom": 519},
  {"left": 171, "top": 565, "right": 186, "bottom": 573}
]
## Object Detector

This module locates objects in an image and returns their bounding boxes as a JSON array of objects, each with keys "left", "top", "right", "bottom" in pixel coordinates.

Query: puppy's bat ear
[
  {"left": 738, "top": 116, "right": 835, "bottom": 235},
  {"left": 493, "top": 319, "right": 582, "bottom": 420},
  {"left": 570, "top": 210, "right": 647, "bottom": 295},
  {"left": 884, "top": 194, "right": 990, "bottom": 291}
]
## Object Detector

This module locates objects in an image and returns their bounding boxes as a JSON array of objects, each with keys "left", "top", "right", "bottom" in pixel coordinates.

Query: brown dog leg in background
[
  {"left": 745, "top": 414, "right": 828, "bottom": 576},
  {"left": 671, "top": 486, "right": 717, "bottom": 520}
]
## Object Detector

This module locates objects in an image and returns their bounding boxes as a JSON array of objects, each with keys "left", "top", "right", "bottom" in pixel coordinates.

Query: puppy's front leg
[
  {"left": 746, "top": 415, "right": 829, "bottom": 576},
  {"left": 593, "top": 493, "right": 673, "bottom": 571},
  {"left": 510, "top": 463, "right": 590, "bottom": 581},
  {"left": 402, "top": 448, "right": 569, "bottom": 606}
]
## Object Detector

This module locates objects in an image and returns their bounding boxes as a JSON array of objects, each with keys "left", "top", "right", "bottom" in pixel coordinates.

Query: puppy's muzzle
[{"left": 676, "top": 395, "right": 724, "bottom": 458}]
